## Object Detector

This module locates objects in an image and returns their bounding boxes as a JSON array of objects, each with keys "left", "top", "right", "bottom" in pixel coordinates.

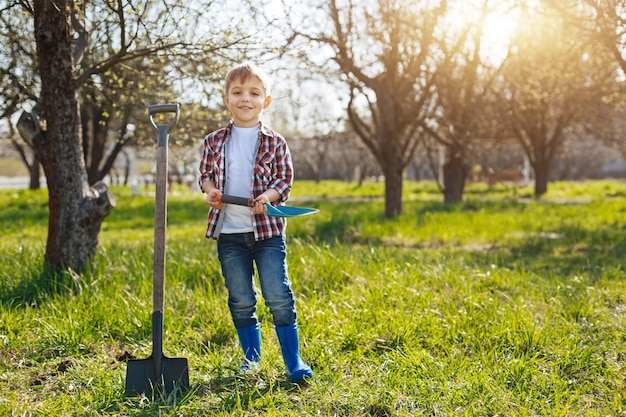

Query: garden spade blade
[
  {"left": 125, "top": 104, "right": 189, "bottom": 397},
  {"left": 219, "top": 194, "right": 319, "bottom": 217},
  {"left": 125, "top": 312, "right": 189, "bottom": 396}
]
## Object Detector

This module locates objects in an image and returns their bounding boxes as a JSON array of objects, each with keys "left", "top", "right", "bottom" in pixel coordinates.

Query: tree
[
  {"left": 545, "top": 0, "right": 626, "bottom": 157},
  {"left": 423, "top": 0, "right": 512, "bottom": 203},
  {"left": 19, "top": 0, "right": 261, "bottom": 272},
  {"left": 289, "top": 0, "right": 446, "bottom": 217},
  {"left": 496, "top": 2, "right": 621, "bottom": 196},
  {"left": 30, "top": 0, "right": 111, "bottom": 272}
]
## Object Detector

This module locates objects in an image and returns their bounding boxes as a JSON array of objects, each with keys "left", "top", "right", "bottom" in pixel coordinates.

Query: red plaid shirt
[{"left": 198, "top": 121, "right": 293, "bottom": 240}]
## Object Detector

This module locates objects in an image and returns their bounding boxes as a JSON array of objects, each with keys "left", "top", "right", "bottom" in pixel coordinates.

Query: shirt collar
[{"left": 226, "top": 120, "right": 273, "bottom": 138}]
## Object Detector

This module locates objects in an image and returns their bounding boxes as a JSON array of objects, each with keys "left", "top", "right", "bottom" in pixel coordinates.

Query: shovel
[
  {"left": 219, "top": 194, "right": 319, "bottom": 217},
  {"left": 125, "top": 104, "right": 189, "bottom": 397}
]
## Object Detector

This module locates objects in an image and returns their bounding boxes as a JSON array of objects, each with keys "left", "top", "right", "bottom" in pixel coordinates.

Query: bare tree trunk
[
  {"left": 29, "top": 157, "right": 41, "bottom": 189},
  {"left": 34, "top": 0, "right": 115, "bottom": 272},
  {"left": 11, "top": 135, "right": 41, "bottom": 190},
  {"left": 442, "top": 146, "right": 466, "bottom": 204},
  {"left": 533, "top": 160, "right": 549, "bottom": 197},
  {"left": 382, "top": 163, "right": 403, "bottom": 218},
  {"left": 82, "top": 100, "right": 112, "bottom": 185}
]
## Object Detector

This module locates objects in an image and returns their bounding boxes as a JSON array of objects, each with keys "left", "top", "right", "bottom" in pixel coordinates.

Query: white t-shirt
[{"left": 221, "top": 125, "right": 259, "bottom": 233}]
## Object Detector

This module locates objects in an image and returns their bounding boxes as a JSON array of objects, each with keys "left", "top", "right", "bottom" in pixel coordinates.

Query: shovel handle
[
  {"left": 149, "top": 104, "right": 179, "bottom": 313},
  {"left": 219, "top": 194, "right": 256, "bottom": 207},
  {"left": 148, "top": 104, "right": 180, "bottom": 147}
]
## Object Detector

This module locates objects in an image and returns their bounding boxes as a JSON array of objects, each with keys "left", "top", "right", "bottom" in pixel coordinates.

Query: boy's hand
[
  {"left": 205, "top": 189, "right": 224, "bottom": 209},
  {"left": 251, "top": 194, "right": 270, "bottom": 215}
]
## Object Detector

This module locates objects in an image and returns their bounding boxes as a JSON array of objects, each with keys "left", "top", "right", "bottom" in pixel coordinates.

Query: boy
[{"left": 198, "top": 62, "right": 313, "bottom": 383}]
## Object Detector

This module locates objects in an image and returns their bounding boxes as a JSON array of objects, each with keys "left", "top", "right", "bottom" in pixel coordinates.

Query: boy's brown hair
[{"left": 225, "top": 62, "right": 272, "bottom": 96}]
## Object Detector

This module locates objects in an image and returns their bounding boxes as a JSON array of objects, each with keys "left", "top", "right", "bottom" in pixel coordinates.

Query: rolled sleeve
[
  {"left": 269, "top": 141, "right": 293, "bottom": 203},
  {"left": 198, "top": 139, "right": 213, "bottom": 190},
  {"left": 254, "top": 124, "right": 294, "bottom": 205}
]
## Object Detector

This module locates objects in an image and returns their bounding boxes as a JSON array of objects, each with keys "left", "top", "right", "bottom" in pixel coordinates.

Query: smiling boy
[{"left": 198, "top": 63, "right": 313, "bottom": 383}]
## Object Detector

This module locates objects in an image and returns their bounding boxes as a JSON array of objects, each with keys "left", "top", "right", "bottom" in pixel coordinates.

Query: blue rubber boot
[
  {"left": 275, "top": 323, "right": 313, "bottom": 382},
  {"left": 236, "top": 323, "right": 261, "bottom": 372}
]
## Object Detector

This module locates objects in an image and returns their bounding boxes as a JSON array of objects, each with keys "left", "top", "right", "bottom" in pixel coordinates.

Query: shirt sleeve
[
  {"left": 269, "top": 135, "right": 293, "bottom": 203},
  {"left": 198, "top": 135, "right": 214, "bottom": 191}
]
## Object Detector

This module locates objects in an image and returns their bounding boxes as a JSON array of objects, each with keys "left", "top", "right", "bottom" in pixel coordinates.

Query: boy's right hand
[{"left": 206, "top": 189, "right": 224, "bottom": 210}]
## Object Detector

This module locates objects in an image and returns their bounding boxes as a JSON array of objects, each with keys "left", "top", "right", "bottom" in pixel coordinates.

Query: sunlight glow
[
  {"left": 444, "top": 2, "right": 521, "bottom": 66},
  {"left": 480, "top": 11, "right": 519, "bottom": 64}
]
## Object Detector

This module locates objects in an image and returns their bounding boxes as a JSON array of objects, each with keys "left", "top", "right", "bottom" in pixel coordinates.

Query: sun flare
[
  {"left": 445, "top": 2, "right": 521, "bottom": 65},
  {"left": 480, "top": 11, "right": 519, "bottom": 63}
]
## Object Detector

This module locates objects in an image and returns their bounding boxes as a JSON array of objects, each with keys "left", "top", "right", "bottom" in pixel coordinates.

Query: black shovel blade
[{"left": 125, "top": 355, "right": 189, "bottom": 397}]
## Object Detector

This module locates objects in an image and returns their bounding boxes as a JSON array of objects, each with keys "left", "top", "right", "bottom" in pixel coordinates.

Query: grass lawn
[{"left": 0, "top": 179, "right": 625, "bottom": 416}]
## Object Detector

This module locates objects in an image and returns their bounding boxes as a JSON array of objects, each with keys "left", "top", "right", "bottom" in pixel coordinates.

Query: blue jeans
[{"left": 217, "top": 232, "right": 297, "bottom": 329}]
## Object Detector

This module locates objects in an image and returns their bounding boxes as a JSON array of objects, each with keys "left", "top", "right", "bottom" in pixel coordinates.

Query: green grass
[{"left": 1, "top": 180, "right": 625, "bottom": 416}]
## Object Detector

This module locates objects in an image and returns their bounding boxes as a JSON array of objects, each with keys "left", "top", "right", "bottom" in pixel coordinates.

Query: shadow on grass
[
  {"left": 196, "top": 372, "right": 310, "bottom": 413},
  {"left": 116, "top": 372, "right": 309, "bottom": 416},
  {"left": 301, "top": 199, "right": 525, "bottom": 245},
  {"left": 303, "top": 198, "right": 625, "bottom": 280},
  {"left": 0, "top": 265, "right": 87, "bottom": 308},
  {"left": 459, "top": 223, "right": 625, "bottom": 279}
]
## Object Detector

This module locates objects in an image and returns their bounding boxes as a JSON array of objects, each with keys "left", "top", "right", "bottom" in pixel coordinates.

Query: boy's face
[{"left": 224, "top": 75, "right": 272, "bottom": 128}]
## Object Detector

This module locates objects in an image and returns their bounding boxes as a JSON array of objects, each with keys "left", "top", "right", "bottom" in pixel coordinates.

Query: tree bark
[
  {"left": 34, "top": 0, "right": 115, "bottom": 272},
  {"left": 443, "top": 146, "right": 466, "bottom": 204},
  {"left": 533, "top": 155, "right": 549, "bottom": 197},
  {"left": 382, "top": 163, "right": 403, "bottom": 218},
  {"left": 29, "top": 157, "right": 41, "bottom": 189}
]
